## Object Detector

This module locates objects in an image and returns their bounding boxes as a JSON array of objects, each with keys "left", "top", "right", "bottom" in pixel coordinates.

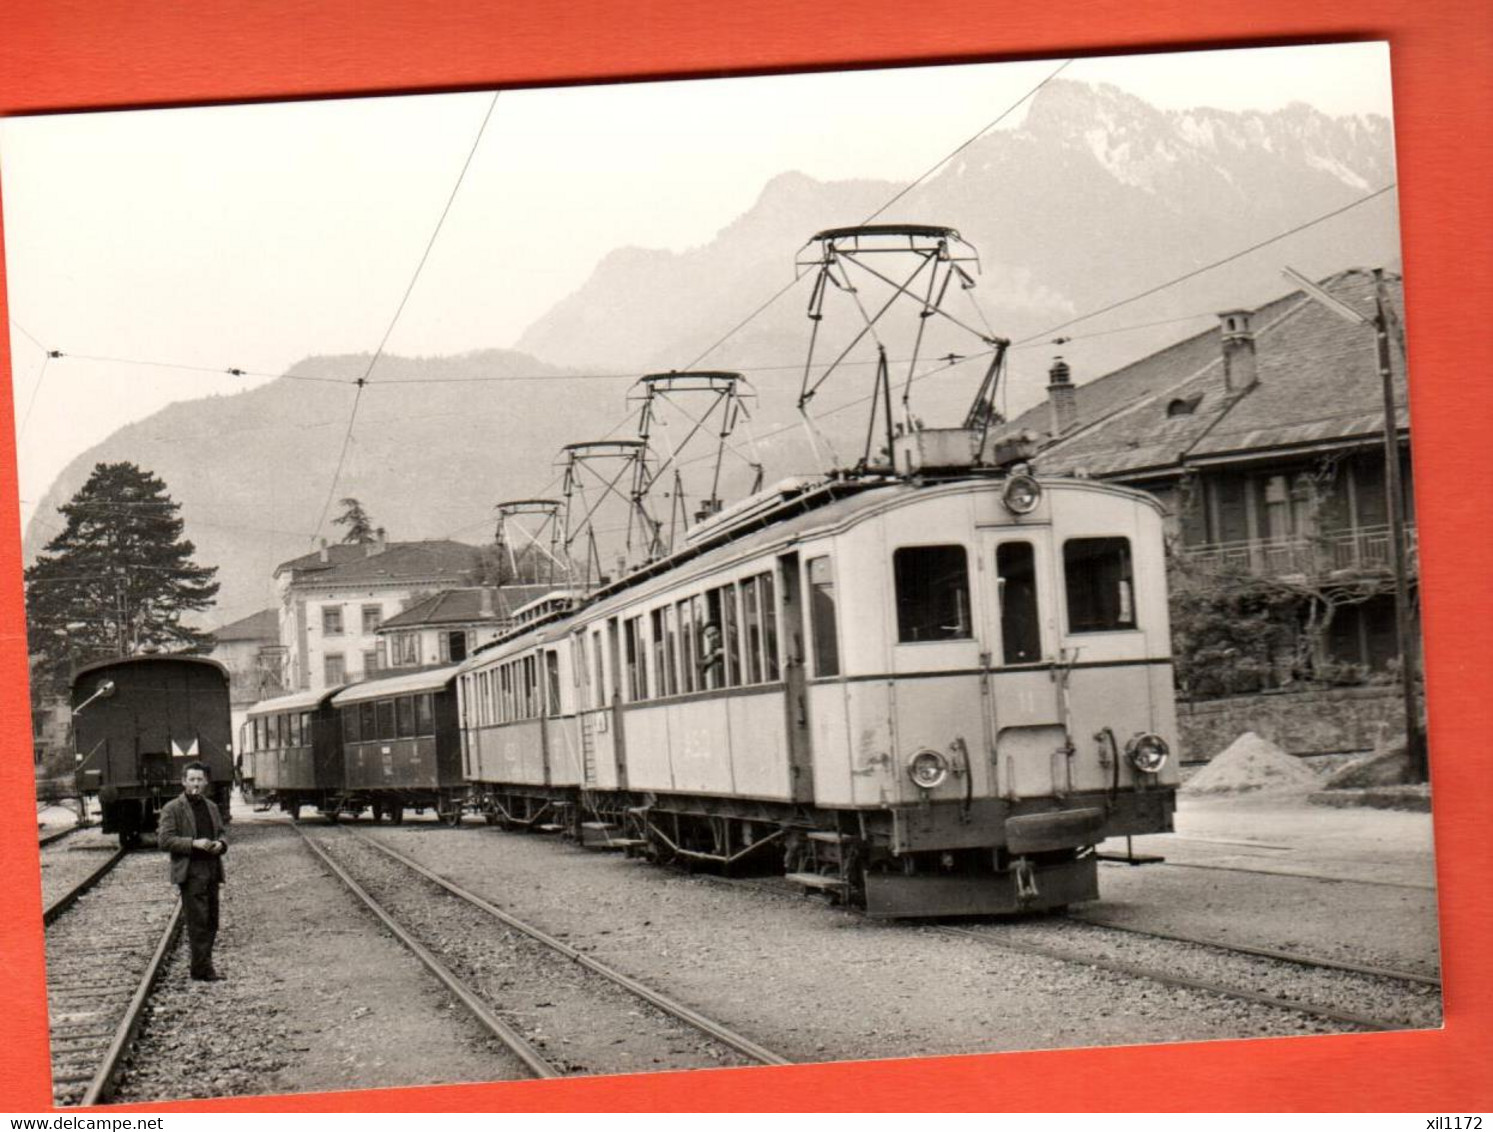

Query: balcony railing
[{"left": 1180, "top": 524, "right": 1418, "bottom": 578}]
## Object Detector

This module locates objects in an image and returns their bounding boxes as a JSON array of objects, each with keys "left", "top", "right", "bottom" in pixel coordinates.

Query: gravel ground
[
  {"left": 360, "top": 819, "right": 1409, "bottom": 1065},
  {"left": 305, "top": 827, "right": 760, "bottom": 1076},
  {"left": 38, "top": 828, "right": 123, "bottom": 910},
  {"left": 112, "top": 821, "right": 521, "bottom": 1103},
  {"left": 1094, "top": 793, "right": 1441, "bottom": 977},
  {"left": 961, "top": 917, "right": 1442, "bottom": 1030}
]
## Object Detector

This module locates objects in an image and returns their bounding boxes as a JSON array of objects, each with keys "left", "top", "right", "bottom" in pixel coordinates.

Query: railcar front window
[
  {"left": 1063, "top": 537, "right": 1137, "bottom": 632},
  {"left": 893, "top": 545, "right": 972, "bottom": 642},
  {"left": 807, "top": 556, "right": 841, "bottom": 677},
  {"left": 997, "top": 542, "right": 1042, "bottom": 663},
  {"left": 760, "top": 573, "right": 781, "bottom": 680}
]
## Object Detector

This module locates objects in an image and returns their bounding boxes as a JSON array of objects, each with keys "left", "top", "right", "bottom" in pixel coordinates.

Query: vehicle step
[
  {"left": 580, "top": 821, "right": 616, "bottom": 831},
  {"left": 807, "top": 831, "right": 852, "bottom": 843},
  {"left": 536, "top": 823, "right": 565, "bottom": 833},
  {"left": 785, "top": 871, "right": 848, "bottom": 892},
  {"left": 1093, "top": 851, "right": 1166, "bottom": 865}
]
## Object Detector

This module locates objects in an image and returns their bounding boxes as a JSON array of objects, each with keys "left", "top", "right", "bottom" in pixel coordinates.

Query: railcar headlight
[
  {"left": 907, "top": 749, "right": 949, "bottom": 789},
  {"left": 1002, "top": 473, "right": 1041, "bottom": 515},
  {"left": 1125, "top": 733, "right": 1169, "bottom": 774}
]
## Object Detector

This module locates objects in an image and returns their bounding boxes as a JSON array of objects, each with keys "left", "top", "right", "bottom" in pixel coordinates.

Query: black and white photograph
[{"left": 6, "top": 40, "right": 1440, "bottom": 1107}]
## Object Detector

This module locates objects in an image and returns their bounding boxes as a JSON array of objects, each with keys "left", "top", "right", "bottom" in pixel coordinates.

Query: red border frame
[{"left": 2, "top": 0, "right": 1490, "bottom": 1113}]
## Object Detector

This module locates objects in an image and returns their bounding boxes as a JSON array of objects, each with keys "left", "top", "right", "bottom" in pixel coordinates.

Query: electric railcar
[
  {"left": 70, "top": 655, "right": 234, "bottom": 847},
  {"left": 457, "top": 461, "right": 1179, "bottom": 917}
]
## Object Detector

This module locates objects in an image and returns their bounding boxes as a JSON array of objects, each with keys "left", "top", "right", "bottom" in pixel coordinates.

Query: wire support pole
[{"left": 1375, "top": 269, "right": 1424, "bottom": 782}]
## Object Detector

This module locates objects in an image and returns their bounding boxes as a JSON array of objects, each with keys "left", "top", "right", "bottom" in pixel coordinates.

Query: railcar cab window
[
  {"left": 893, "top": 545, "right": 972, "bottom": 642},
  {"left": 1063, "top": 537, "right": 1136, "bottom": 632}
]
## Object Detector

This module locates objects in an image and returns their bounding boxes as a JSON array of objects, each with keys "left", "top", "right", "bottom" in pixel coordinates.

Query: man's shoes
[{"left": 190, "top": 969, "right": 223, "bottom": 982}]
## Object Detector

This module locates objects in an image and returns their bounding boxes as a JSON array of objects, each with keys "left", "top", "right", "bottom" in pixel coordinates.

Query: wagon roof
[
  {"left": 71, "top": 653, "right": 229, "bottom": 686},
  {"left": 331, "top": 663, "right": 461, "bottom": 706},
  {"left": 246, "top": 685, "right": 344, "bottom": 716}
]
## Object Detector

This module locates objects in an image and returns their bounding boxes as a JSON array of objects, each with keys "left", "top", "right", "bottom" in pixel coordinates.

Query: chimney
[
  {"left": 479, "top": 588, "right": 494, "bottom": 618},
  {"left": 366, "top": 526, "right": 387, "bottom": 558},
  {"left": 1218, "top": 310, "right": 1258, "bottom": 392},
  {"left": 1047, "top": 356, "right": 1078, "bottom": 436},
  {"left": 318, "top": 537, "right": 329, "bottom": 564}
]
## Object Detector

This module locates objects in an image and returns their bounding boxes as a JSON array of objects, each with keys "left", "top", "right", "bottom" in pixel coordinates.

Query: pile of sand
[{"left": 1182, "top": 731, "right": 1323, "bottom": 795}]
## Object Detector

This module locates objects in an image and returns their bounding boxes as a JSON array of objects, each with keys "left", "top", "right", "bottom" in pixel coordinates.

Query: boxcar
[
  {"left": 70, "top": 655, "right": 234, "bottom": 847},
  {"left": 331, "top": 665, "right": 465, "bottom": 824},
  {"left": 241, "top": 686, "right": 344, "bottom": 819},
  {"left": 458, "top": 468, "right": 1180, "bottom": 917}
]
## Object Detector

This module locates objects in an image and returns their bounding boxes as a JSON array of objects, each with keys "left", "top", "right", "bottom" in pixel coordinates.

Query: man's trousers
[{"left": 179, "top": 869, "right": 220, "bottom": 977}]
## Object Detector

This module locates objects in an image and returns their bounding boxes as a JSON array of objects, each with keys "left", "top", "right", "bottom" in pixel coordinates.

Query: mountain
[
  {"left": 23, "top": 79, "right": 1401, "bottom": 626},
  {"left": 22, "top": 350, "right": 631, "bottom": 626},
  {"left": 517, "top": 79, "right": 1397, "bottom": 415}
]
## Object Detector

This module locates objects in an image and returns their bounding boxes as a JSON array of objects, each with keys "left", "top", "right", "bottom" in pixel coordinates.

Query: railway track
[
  {"left": 1067, "top": 912, "right": 1442, "bottom": 987},
  {"left": 296, "top": 825, "right": 789, "bottom": 1078},
  {"left": 936, "top": 917, "right": 1441, "bottom": 1034},
  {"left": 40, "top": 825, "right": 85, "bottom": 848},
  {"left": 1120, "top": 857, "right": 1437, "bottom": 892},
  {"left": 43, "top": 845, "right": 127, "bottom": 926},
  {"left": 45, "top": 852, "right": 183, "bottom": 1106}
]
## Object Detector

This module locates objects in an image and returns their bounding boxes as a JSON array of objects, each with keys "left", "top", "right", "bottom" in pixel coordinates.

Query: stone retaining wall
[{"left": 1177, "top": 685, "right": 1411, "bottom": 762}]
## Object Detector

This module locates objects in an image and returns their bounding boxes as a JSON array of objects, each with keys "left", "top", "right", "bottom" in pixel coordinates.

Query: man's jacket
[{"left": 157, "top": 793, "right": 228, "bottom": 885}]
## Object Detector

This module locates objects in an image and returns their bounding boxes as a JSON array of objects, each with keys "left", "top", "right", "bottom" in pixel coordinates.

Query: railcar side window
[
  {"left": 676, "top": 599, "right": 697, "bottom": 694},
  {"left": 591, "top": 629, "right": 606, "bottom": 707},
  {"left": 360, "top": 701, "right": 376, "bottom": 740},
  {"left": 893, "top": 545, "right": 972, "bottom": 642},
  {"left": 761, "top": 573, "right": 780, "bottom": 680},
  {"left": 807, "top": 556, "right": 841, "bottom": 677},
  {"left": 376, "top": 699, "right": 396, "bottom": 741},
  {"left": 718, "top": 584, "right": 741, "bottom": 687},
  {"left": 623, "top": 617, "right": 646, "bottom": 702},
  {"left": 416, "top": 693, "right": 434, "bottom": 734},
  {"left": 344, "top": 706, "right": 360, "bottom": 743},
  {"left": 997, "top": 542, "right": 1042, "bottom": 664},
  {"left": 742, "top": 577, "right": 764, "bottom": 683},
  {"left": 1063, "top": 537, "right": 1137, "bottom": 632},
  {"left": 544, "top": 650, "right": 561, "bottom": 716},
  {"left": 395, "top": 696, "right": 415, "bottom": 738}
]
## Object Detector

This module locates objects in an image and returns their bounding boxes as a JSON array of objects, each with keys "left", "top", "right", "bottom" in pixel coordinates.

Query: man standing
[{"left": 157, "top": 761, "right": 228, "bottom": 981}]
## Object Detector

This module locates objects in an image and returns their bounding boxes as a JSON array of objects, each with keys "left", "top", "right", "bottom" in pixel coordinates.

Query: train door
[
  {"left": 778, "top": 551, "right": 815, "bottom": 804},
  {"left": 983, "top": 535, "right": 1068, "bottom": 799}
]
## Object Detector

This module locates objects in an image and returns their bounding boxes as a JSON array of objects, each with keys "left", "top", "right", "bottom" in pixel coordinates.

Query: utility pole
[
  {"left": 1284, "top": 266, "right": 1426, "bottom": 782},
  {"left": 1374, "top": 269, "right": 1426, "bottom": 781}
]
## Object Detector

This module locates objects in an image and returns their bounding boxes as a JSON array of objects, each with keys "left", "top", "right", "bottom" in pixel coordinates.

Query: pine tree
[
  {"left": 25, "top": 462, "right": 220, "bottom": 692},
  {"left": 334, "top": 497, "right": 376, "bottom": 544}
]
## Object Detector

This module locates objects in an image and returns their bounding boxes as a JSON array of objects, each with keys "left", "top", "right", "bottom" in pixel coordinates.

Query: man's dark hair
[{"left": 182, "top": 760, "right": 211, "bottom": 778}]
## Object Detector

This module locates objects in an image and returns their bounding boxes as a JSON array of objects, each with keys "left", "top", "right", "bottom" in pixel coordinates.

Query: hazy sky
[{"left": 1, "top": 42, "right": 1394, "bottom": 525}]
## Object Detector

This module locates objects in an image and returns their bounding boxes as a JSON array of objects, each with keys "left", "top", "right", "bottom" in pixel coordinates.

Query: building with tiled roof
[
  {"left": 208, "top": 607, "right": 285, "bottom": 735},
  {"left": 1010, "top": 268, "right": 1413, "bottom": 675},
  {"left": 376, "top": 584, "right": 553, "bottom": 670},
  {"left": 271, "top": 533, "right": 485, "bottom": 692}
]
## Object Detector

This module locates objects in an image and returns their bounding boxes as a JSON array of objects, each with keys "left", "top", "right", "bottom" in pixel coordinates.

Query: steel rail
[
  {"left": 294, "top": 827, "right": 558, "bottom": 1079},
  {"left": 44, "top": 847, "right": 127, "bottom": 926},
  {"left": 1066, "top": 913, "right": 1442, "bottom": 988},
  {"left": 349, "top": 828, "right": 791, "bottom": 1067},
  {"left": 40, "top": 826, "right": 83, "bottom": 848},
  {"left": 77, "top": 901, "right": 183, "bottom": 1107},
  {"left": 1131, "top": 858, "right": 1437, "bottom": 892},
  {"left": 935, "top": 925, "right": 1416, "bottom": 1032}
]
